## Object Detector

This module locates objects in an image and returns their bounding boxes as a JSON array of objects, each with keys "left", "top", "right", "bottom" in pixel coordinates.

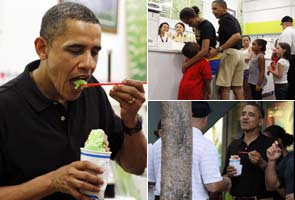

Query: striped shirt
[
  {"left": 148, "top": 128, "right": 222, "bottom": 199},
  {"left": 192, "top": 127, "right": 223, "bottom": 200},
  {"left": 150, "top": 139, "right": 162, "bottom": 196}
]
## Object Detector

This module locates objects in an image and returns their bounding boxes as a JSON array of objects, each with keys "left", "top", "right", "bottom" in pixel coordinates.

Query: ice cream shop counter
[{"left": 148, "top": 47, "right": 185, "bottom": 100}]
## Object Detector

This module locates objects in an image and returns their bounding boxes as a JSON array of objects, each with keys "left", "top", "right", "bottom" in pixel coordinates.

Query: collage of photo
[{"left": 0, "top": 0, "right": 294, "bottom": 200}]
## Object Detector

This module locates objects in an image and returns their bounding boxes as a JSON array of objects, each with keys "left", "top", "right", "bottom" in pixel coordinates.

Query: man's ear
[{"left": 34, "top": 37, "right": 48, "bottom": 60}]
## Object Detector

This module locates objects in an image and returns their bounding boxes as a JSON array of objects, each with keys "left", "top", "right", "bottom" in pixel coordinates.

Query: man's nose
[{"left": 78, "top": 51, "right": 95, "bottom": 71}]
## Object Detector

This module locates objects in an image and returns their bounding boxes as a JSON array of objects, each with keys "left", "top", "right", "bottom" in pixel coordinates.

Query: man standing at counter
[
  {"left": 0, "top": 2, "right": 146, "bottom": 200},
  {"left": 279, "top": 16, "right": 295, "bottom": 100},
  {"left": 209, "top": 0, "right": 244, "bottom": 100}
]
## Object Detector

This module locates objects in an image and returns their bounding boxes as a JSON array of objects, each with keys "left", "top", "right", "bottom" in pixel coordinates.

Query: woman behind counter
[
  {"left": 172, "top": 22, "right": 185, "bottom": 42},
  {"left": 158, "top": 22, "right": 171, "bottom": 44}
]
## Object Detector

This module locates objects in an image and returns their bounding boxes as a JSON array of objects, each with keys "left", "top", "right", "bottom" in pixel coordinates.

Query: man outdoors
[
  {"left": 149, "top": 102, "right": 231, "bottom": 200},
  {"left": 148, "top": 121, "right": 162, "bottom": 200},
  {"left": 0, "top": 2, "right": 146, "bottom": 200},
  {"left": 191, "top": 102, "right": 231, "bottom": 199},
  {"left": 209, "top": 0, "right": 244, "bottom": 100},
  {"left": 278, "top": 16, "right": 295, "bottom": 100},
  {"left": 265, "top": 142, "right": 294, "bottom": 200},
  {"left": 223, "top": 103, "right": 274, "bottom": 200}
]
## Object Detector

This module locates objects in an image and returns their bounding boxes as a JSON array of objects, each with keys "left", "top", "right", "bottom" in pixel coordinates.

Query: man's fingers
[
  {"left": 70, "top": 178, "right": 101, "bottom": 193},
  {"left": 73, "top": 161, "right": 104, "bottom": 174},
  {"left": 111, "top": 85, "right": 145, "bottom": 102},
  {"left": 122, "top": 79, "right": 145, "bottom": 93},
  {"left": 74, "top": 170, "right": 104, "bottom": 186}
]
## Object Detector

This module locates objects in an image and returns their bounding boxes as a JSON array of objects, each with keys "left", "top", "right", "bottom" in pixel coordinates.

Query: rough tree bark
[{"left": 160, "top": 101, "right": 192, "bottom": 200}]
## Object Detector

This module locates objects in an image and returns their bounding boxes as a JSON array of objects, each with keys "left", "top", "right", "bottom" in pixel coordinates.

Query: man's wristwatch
[
  {"left": 122, "top": 114, "right": 142, "bottom": 135},
  {"left": 218, "top": 46, "right": 223, "bottom": 53}
]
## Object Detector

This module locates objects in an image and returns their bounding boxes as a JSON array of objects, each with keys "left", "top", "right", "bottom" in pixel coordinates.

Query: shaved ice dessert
[
  {"left": 229, "top": 155, "right": 242, "bottom": 176},
  {"left": 80, "top": 129, "right": 111, "bottom": 200},
  {"left": 74, "top": 79, "right": 87, "bottom": 90},
  {"left": 84, "top": 129, "right": 110, "bottom": 152}
]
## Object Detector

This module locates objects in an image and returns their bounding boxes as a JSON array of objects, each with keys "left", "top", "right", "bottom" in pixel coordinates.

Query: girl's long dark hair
[{"left": 278, "top": 42, "right": 291, "bottom": 60}]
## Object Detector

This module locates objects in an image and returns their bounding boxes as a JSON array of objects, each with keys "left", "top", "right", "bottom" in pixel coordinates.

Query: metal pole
[{"left": 160, "top": 101, "right": 192, "bottom": 200}]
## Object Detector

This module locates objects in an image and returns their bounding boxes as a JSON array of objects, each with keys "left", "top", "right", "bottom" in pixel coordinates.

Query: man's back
[{"left": 192, "top": 127, "right": 222, "bottom": 200}]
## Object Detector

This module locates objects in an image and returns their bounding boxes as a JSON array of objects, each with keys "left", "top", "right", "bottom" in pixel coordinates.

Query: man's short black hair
[
  {"left": 40, "top": 2, "right": 100, "bottom": 46},
  {"left": 212, "top": 0, "right": 227, "bottom": 9},
  {"left": 182, "top": 42, "right": 200, "bottom": 58},
  {"left": 243, "top": 102, "right": 265, "bottom": 119}
]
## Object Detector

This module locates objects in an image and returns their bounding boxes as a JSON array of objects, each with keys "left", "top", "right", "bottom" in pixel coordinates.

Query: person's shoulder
[
  {"left": 201, "top": 20, "right": 215, "bottom": 31},
  {"left": 196, "top": 133, "right": 215, "bottom": 148},
  {"left": 278, "top": 58, "right": 290, "bottom": 65},
  {"left": 228, "top": 136, "right": 243, "bottom": 148},
  {"left": 286, "top": 151, "right": 294, "bottom": 160},
  {"left": 202, "top": 20, "right": 214, "bottom": 27},
  {"left": 0, "top": 75, "right": 21, "bottom": 101},
  {"left": 153, "top": 138, "right": 162, "bottom": 147}
]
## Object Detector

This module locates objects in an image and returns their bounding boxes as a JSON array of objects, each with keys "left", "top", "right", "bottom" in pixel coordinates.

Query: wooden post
[{"left": 160, "top": 101, "right": 192, "bottom": 200}]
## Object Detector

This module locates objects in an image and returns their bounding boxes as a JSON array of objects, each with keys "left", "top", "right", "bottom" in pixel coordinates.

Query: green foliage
[{"left": 127, "top": 0, "right": 147, "bottom": 81}]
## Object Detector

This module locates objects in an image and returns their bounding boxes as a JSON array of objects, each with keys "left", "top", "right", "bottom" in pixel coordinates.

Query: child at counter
[
  {"left": 177, "top": 42, "right": 212, "bottom": 100},
  {"left": 267, "top": 42, "right": 290, "bottom": 100}
]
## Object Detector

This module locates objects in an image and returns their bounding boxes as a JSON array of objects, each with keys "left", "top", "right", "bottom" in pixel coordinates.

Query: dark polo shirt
[
  {"left": 223, "top": 133, "right": 274, "bottom": 198},
  {"left": 0, "top": 60, "right": 124, "bottom": 199},
  {"left": 218, "top": 13, "right": 242, "bottom": 49}
]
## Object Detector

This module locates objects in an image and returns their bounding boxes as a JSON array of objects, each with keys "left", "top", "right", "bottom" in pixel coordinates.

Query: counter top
[{"left": 148, "top": 46, "right": 182, "bottom": 53}]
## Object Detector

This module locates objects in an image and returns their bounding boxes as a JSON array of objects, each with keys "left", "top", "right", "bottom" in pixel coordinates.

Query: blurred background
[{"left": 0, "top": 0, "right": 147, "bottom": 199}]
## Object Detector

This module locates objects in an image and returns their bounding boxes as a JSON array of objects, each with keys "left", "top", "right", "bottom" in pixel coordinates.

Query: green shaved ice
[
  {"left": 74, "top": 79, "right": 87, "bottom": 89},
  {"left": 84, "top": 129, "right": 108, "bottom": 152}
]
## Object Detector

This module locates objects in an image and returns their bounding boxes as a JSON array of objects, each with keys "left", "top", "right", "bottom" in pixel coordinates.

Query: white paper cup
[
  {"left": 80, "top": 148, "right": 111, "bottom": 200},
  {"left": 229, "top": 160, "right": 243, "bottom": 176}
]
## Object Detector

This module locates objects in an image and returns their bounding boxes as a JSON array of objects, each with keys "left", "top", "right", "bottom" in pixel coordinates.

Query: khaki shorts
[{"left": 216, "top": 48, "right": 244, "bottom": 87}]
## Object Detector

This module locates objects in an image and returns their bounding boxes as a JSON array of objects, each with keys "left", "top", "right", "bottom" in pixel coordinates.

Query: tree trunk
[{"left": 160, "top": 101, "right": 192, "bottom": 200}]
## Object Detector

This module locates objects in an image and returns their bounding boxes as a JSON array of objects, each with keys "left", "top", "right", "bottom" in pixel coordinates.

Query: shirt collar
[
  {"left": 16, "top": 60, "right": 55, "bottom": 112},
  {"left": 237, "top": 132, "right": 264, "bottom": 146},
  {"left": 192, "top": 127, "right": 202, "bottom": 135}
]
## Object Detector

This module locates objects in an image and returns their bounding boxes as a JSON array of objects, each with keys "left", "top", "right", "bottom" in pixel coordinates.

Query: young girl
[
  {"left": 240, "top": 35, "right": 254, "bottom": 99},
  {"left": 268, "top": 42, "right": 290, "bottom": 100},
  {"left": 248, "top": 39, "right": 267, "bottom": 100}
]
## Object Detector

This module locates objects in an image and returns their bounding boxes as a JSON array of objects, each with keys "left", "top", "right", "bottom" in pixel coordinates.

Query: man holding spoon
[{"left": 0, "top": 2, "right": 146, "bottom": 200}]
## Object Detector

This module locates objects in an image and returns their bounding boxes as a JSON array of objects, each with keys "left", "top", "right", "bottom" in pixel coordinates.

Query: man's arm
[
  {"left": 109, "top": 79, "right": 147, "bottom": 175},
  {"left": 0, "top": 161, "right": 104, "bottom": 200},
  {"left": 219, "top": 33, "right": 241, "bottom": 51},
  {"left": 208, "top": 33, "right": 241, "bottom": 57},
  {"left": 0, "top": 175, "right": 53, "bottom": 200},
  {"left": 115, "top": 131, "right": 147, "bottom": 175},
  {"left": 205, "top": 176, "right": 231, "bottom": 193}
]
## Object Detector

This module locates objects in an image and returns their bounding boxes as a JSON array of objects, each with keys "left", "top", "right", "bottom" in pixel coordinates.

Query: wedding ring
[{"left": 128, "top": 97, "right": 135, "bottom": 104}]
